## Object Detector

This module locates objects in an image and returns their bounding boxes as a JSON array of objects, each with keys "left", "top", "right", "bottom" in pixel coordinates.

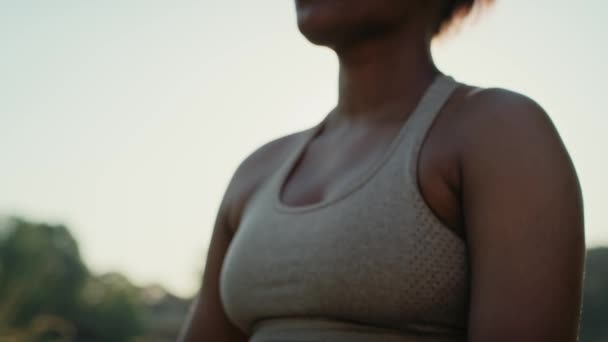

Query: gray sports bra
[{"left": 220, "top": 74, "right": 469, "bottom": 342}]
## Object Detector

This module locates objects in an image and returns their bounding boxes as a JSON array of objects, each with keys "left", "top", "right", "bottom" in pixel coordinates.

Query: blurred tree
[
  {"left": 0, "top": 217, "right": 143, "bottom": 342},
  {"left": 581, "top": 247, "right": 608, "bottom": 342},
  {"left": 0, "top": 217, "right": 87, "bottom": 331},
  {"left": 75, "top": 273, "right": 144, "bottom": 341}
]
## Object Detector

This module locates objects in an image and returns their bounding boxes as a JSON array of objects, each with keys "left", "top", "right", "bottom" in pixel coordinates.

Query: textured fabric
[{"left": 219, "top": 74, "right": 469, "bottom": 342}]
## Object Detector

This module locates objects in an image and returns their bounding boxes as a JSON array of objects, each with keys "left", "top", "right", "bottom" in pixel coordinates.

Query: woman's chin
[
  {"left": 295, "top": 2, "right": 401, "bottom": 48},
  {"left": 296, "top": 13, "right": 349, "bottom": 47},
  {"left": 295, "top": 2, "right": 350, "bottom": 46}
]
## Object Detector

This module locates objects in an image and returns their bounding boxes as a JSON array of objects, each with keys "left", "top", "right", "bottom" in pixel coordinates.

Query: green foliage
[
  {"left": 581, "top": 247, "right": 608, "bottom": 342},
  {"left": 0, "top": 218, "right": 87, "bottom": 330},
  {"left": 75, "top": 273, "right": 144, "bottom": 341},
  {"left": 0, "top": 217, "right": 143, "bottom": 341}
]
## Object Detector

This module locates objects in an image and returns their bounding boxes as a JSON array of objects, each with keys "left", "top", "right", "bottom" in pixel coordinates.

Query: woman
[{"left": 179, "top": 0, "right": 585, "bottom": 341}]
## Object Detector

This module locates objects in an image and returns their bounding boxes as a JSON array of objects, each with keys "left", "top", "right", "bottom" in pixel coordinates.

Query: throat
[{"left": 334, "top": 27, "right": 439, "bottom": 120}]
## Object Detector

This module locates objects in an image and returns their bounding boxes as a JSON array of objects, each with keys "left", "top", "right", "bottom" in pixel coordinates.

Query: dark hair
[{"left": 434, "top": 0, "right": 494, "bottom": 35}]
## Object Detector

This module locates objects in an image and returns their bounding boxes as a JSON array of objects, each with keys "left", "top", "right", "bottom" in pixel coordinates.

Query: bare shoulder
[
  {"left": 453, "top": 86, "right": 575, "bottom": 170},
  {"left": 454, "top": 86, "right": 585, "bottom": 340},
  {"left": 222, "top": 127, "right": 311, "bottom": 235},
  {"left": 458, "top": 87, "right": 561, "bottom": 142},
  {"left": 455, "top": 84, "right": 584, "bottom": 242}
]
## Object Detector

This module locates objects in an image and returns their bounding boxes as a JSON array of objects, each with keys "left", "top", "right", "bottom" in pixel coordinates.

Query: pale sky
[{"left": 1, "top": 0, "right": 606, "bottom": 297}]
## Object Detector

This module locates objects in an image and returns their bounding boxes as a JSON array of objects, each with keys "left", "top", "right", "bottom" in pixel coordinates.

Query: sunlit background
[{"left": 1, "top": 0, "right": 607, "bottom": 339}]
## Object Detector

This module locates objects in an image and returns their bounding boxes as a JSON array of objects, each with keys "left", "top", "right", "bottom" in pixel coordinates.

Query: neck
[{"left": 333, "top": 25, "right": 439, "bottom": 122}]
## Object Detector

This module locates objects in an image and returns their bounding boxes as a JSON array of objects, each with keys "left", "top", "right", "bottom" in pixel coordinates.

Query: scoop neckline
[{"left": 273, "top": 73, "right": 451, "bottom": 214}]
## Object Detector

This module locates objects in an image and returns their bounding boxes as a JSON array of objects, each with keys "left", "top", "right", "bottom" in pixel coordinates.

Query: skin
[{"left": 178, "top": 0, "right": 585, "bottom": 341}]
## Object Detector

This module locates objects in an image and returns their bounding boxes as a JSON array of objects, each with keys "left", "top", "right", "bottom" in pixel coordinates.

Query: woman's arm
[
  {"left": 176, "top": 194, "right": 248, "bottom": 342},
  {"left": 177, "top": 132, "right": 299, "bottom": 342},
  {"left": 460, "top": 89, "right": 585, "bottom": 341}
]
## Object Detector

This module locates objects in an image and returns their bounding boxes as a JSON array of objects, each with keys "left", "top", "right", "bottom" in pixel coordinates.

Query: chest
[
  {"left": 220, "top": 166, "right": 469, "bottom": 335},
  {"left": 279, "top": 118, "right": 463, "bottom": 237}
]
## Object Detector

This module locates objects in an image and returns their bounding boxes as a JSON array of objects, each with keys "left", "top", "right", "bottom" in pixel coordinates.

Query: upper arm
[
  {"left": 177, "top": 179, "right": 248, "bottom": 342},
  {"left": 178, "top": 132, "right": 301, "bottom": 341},
  {"left": 460, "top": 89, "right": 585, "bottom": 341}
]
